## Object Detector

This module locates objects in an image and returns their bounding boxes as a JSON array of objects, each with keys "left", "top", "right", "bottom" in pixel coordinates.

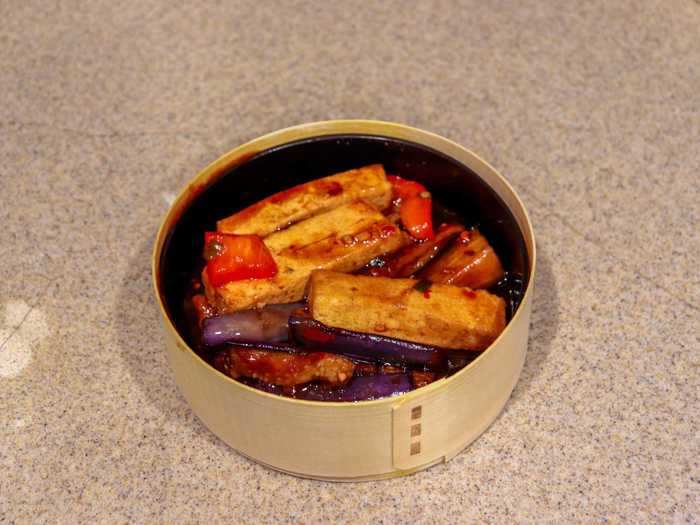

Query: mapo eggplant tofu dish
[{"left": 179, "top": 164, "right": 524, "bottom": 401}]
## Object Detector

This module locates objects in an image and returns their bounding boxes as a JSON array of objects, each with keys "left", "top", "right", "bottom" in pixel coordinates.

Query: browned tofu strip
[
  {"left": 204, "top": 201, "right": 409, "bottom": 312},
  {"left": 420, "top": 229, "right": 504, "bottom": 289},
  {"left": 214, "top": 348, "right": 355, "bottom": 386},
  {"left": 308, "top": 271, "right": 506, "bottom": 350},
  {"left": 217, "top": 164, "right": 392, "bottom": 236}
]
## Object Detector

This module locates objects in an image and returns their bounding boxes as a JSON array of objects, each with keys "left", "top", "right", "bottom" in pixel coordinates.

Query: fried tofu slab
[
  {"left": 217, "top": 164, "right": 392, "bottom": 236},
  {"left": 204, "top": 201, "right": 408, "bottom": 312},
  {"left": 308, "top": 271, "right": 506, "bottom": 350}
]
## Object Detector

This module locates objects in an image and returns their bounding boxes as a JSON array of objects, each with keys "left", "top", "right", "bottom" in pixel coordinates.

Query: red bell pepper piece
[
  {"left": 400, "top": 193, "right": 435, "bottom": 240},
  {"left": 204, "top": 232, "right": 278, "bottom": 287},
  {"left": 387, "top": 175, "right": 427, "bottom": 202},
  {"left": 388, "top": 175, "right": 435, "bottom": 240}
]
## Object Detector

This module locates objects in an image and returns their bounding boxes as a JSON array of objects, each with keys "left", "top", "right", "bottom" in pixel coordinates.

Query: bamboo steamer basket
[{"left": 152, "top": 120, "right": 536, "bottom": 481}]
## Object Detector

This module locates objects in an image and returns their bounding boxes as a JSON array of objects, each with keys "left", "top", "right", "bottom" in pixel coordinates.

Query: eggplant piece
[
  {"left": 365, "top": 223, "right": 464, "bottom": 278},
  {"left": 289, "top": 313, "right": 447, "bottom": 369},
  {"left": 297, "top": 374, "right": 413, "bottom": 401},
  {"left": 202, "top": 303, "right": 302, "bottom": 346},
  {"left": 220, "top": 341, "right": 302, "bottom": 353},
  {"left": 239, "top": 374, "right": 413, "bottom": 402},
  {"left": 420, "top": 229, "right": 504, "bottom": 289}
]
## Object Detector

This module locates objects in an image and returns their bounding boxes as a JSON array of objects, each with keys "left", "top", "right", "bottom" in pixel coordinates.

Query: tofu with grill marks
[
  {"left": 217, "top": 164, "right": 392, "bottom": 236},
  {"left": 307, "top": 271, "right": 506, "bottom": 350},
  {"left": 204, "top": 201, "right": 408, "bottom": 312}
]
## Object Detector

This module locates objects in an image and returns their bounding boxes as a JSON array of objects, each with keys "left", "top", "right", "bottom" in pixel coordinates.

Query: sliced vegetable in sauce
[
  {"left": 201, "top": 302, "right": 302, "bottom": 346},
  {"left": 399, "top": 192, "right": 435, "bottom": 240},
  {"left": 364, "top": 223, "right": 464, "bottom": 278},
  {"left": 388, "top": 175, "right": 435, "bottom": 240},
  {"left": 204, "top": 232, "right": 278, "bottom": 287},
  {"left": 299, "top": 374, "right": 413, "bottom": 401},
  {"left": 387, "top": 174, "right": 427, "bottom": 202},
  {"left": 420, "top": 229, "right": 504, "bottom": 288},
  {"left": 289, "top": 313, "right": 448, "bottom": 369}
]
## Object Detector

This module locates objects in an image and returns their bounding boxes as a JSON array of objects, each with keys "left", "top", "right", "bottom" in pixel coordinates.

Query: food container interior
[{"left": 158, "top": 134, "right": 531, "bottom": 352}]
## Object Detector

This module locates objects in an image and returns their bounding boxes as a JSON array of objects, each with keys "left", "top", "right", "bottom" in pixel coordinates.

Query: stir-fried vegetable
[
  {"left": 388, "top": 175, "right": 435, "bottom": 240},
  {"left": 289, "top": 313, "right": 447, "bottom": 369},
  {"left": 201, "top": 303, "right": 302, "bottom": 346},
  {"left": 420, "top": 229, "right": 504, "bottom": 289},
  {"left": 400, "top": 192, "right": 434, "bottom": 240},
  {"left": 366, "top": 224, "right": 464, "bottom": 278},
  {"left": 387, "top": 174, "right": 426, "bottom": 201},
  {"left": 300, "top": 374, "right": 413, "bottom": 401},
  {"left": 204, "top": 232, "right": 278, "bottom": 287}
]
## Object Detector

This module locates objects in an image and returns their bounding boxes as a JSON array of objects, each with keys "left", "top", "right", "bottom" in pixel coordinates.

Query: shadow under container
[{"left": 152, "top": 120, "right": 536, "bottom": 481}]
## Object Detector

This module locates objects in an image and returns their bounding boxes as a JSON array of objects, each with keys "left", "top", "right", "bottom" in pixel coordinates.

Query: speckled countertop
[{"left": 1, "top": 1, "right": 698, "bottom": 523}]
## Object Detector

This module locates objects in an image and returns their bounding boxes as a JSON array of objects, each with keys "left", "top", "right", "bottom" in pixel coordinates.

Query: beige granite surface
[{"left": 1, "top": 0, "right": 699, "bottom": 523}]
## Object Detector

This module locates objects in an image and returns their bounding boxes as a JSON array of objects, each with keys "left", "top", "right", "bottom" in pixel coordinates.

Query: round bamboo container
[{"left": 152, "top": 120, "right": 536, "bottom": 481}]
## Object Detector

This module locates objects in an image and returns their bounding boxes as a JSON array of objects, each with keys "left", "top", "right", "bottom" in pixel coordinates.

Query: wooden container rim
[{"left": 151, "top": 119, "right": 537, "bottom": 408}]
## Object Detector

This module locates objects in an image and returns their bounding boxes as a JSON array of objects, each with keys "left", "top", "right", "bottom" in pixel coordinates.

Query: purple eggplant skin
[
  {"left": 297, "top": 374, "right": 413, "bottom": 402},
  {"left": 337, "top": 374, "right": 412, "bottom": 401},
  {"left": 289, "top": 314, "right": 449, "bottom": 370},
  {"left": 219, "top": 341, "right": 302, "bottom": 353},
  {"left": 237, "top": 374, "right": 412, "bottom": 401},
  {"left": 202, "top": 303, "right": 302, "bottom": 347}
]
